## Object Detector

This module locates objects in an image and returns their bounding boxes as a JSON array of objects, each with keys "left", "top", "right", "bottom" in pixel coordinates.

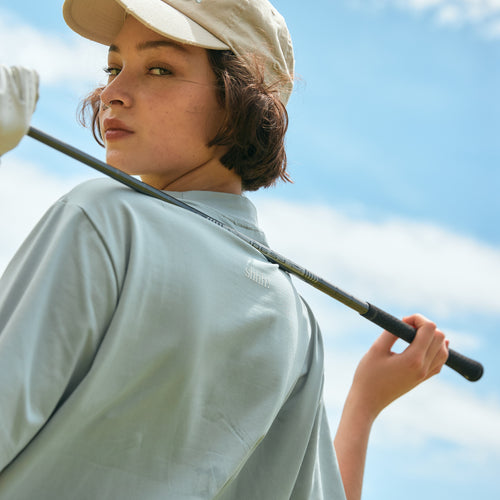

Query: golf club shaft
[{"left": 27, "top": 126, "right": 484, "bottom": 382}]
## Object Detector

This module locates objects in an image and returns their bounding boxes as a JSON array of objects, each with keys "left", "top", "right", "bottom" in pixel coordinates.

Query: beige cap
[{"left": 63, "top": 0, "right": 294, "bottom": 104}]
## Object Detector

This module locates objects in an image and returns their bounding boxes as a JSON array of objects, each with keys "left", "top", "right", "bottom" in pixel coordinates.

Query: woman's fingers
[{"left": 401, "top": 314, "right": 449, "bottom": 380}]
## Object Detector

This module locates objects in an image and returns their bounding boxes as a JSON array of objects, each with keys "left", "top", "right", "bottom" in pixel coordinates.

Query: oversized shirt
[{"left": 0, "top": 178, "right": 346, "bottom": 499}]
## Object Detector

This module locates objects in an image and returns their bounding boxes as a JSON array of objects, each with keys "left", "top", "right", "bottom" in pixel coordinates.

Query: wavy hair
[{"left": 79, "top": 50, "right": 291, "bottom": 191}]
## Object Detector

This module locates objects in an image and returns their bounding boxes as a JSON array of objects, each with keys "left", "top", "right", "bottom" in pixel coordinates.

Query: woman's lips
[
  {"left": 102, "top": 118, "right": 134, "bottom": 141},
  {"left": 104, "top": 129, "right": 134, "bottom": 141}
]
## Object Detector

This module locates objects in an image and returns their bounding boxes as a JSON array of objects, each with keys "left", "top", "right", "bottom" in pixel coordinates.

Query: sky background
[{"left": 1, "top": 1, "right": 499, "bottom": 498}]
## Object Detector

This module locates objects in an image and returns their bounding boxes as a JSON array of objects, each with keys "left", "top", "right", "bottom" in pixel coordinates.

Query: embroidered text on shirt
[{"left": 245, "top": 263, "right": 270, "bottom": 289}]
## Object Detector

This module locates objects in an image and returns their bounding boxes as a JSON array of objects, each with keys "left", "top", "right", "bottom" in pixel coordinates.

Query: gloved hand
[{"left": 0, "top": 65, "right": 39, "bottom": 156}]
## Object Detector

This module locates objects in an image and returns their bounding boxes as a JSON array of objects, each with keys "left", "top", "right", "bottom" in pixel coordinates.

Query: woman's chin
[{"left": 105, "top": 154, "right": 136, "bottom": 175}]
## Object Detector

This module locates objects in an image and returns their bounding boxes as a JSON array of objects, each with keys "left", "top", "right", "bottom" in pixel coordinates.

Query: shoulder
[
  {"left": 61, "top": 178, "right": 141, "bottom": 208},
  {"left": 54, "top": 178, "right": 204, "bottom": 249},
  {"left": 59, "top": 177, "right": 170, "bottom": 223}
]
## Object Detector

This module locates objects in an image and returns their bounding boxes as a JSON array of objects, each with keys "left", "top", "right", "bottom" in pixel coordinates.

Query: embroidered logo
[{"left": 245, "top": 262, "right": 270, "bottom": 289}]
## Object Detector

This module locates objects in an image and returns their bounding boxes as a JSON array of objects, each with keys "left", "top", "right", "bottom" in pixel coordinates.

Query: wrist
[{"left": 343, "top": 383, "right": 384, "bottom": 428}]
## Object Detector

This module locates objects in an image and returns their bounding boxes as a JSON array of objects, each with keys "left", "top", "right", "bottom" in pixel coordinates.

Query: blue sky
[{"left": 1, "top": 1, "right": 499, "bottom": 499}]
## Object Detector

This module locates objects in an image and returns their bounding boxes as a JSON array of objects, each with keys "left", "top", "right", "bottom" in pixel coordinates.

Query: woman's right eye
[{"left": 103, "top": 67, "right": 121, "bottom": 77}]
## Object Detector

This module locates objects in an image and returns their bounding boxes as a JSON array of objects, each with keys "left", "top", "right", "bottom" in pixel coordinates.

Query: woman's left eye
[{"left": 149, "top": 67, "right": 172, "bottom": 76}]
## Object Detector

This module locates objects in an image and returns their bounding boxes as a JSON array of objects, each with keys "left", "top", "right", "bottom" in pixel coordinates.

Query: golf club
[{"left": 27, "top": 126, "right": 484, "bottom": 382}]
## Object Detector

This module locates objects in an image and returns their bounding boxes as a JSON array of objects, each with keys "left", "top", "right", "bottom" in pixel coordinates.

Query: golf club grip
[{"left": 362, "top": 303, "right": 484, "bottom": 381}]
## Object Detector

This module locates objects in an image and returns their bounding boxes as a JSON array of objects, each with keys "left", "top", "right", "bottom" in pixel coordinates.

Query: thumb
[{"left": 372, "top": 329, "right": 399, "bottom": 353}]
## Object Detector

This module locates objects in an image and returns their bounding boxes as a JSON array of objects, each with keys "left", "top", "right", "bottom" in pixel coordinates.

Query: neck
[{"left": 141, "top": 162, "right": 242, "bottom": 195}]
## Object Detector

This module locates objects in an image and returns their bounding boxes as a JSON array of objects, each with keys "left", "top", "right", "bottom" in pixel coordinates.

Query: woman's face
[{"left": 99, "top": 16, "right": 240, "bottom": 193}]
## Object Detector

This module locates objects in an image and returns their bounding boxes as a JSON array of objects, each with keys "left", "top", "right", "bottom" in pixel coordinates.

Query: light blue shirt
[{"left": 0, "top": 178, "right": 346, "bottom": 499}]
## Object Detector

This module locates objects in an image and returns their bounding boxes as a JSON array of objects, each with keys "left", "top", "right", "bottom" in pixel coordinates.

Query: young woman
[{"left": 0, "top": 1, "right": 448, "bottom": 499}]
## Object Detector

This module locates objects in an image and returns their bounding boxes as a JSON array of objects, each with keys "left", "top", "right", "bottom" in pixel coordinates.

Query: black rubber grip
[{"left": 361, "top": 303, "right": 484, "bottom": 382}]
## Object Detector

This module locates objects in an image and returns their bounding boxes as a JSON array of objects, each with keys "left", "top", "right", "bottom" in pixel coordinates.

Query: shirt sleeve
[{"left": 0, "top": 199, "right": 119, "bottom": 471}]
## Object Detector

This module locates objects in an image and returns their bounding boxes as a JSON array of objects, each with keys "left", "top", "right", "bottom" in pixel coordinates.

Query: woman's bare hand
[{"left": 349, "top": 314, "right": 449, "bottom": 421}]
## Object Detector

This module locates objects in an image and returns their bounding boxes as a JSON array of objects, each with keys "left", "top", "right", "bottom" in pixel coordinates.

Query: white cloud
[
  {"left": 404, "top": 0, "right": 446, "bottom": 10},
  {"left": 0, "top": 8, "right": 108, "bottom": 92},
  {"left": 483, "top": 16, "right": 500, "bottom": 35},
  {"left": 369, "top": 377, "right": 500, "bottom": 469},
  {"left": 436, "top": 4, "right": 464, "bottom": 24},
  {"left": 361, "top": 0, "right": 500, "bottom": 37},
  {"left": 255, "top": 198, "right": 500, "bottom": 317}
]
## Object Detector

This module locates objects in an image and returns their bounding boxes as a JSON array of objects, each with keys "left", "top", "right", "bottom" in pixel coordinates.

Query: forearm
[
  {"left": 334, "top": 391, "right": 376, "bottom": 500},
  {"left": 333, "top": 317, "right": 448, "bottom": 500}
]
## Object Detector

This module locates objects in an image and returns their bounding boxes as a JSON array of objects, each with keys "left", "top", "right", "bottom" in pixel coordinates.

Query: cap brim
[{"left": 63, "top": 0, "right": 229, "bottom": 50}]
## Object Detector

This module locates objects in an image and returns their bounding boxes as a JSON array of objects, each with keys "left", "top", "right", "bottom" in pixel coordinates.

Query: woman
[{"left": 0, "top": 1, "right": 448, "bottom": 499}]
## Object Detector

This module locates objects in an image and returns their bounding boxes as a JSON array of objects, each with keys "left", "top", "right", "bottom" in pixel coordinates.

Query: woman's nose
[{"left": 100, "top": 71, "right": 134, "bottom": 109}]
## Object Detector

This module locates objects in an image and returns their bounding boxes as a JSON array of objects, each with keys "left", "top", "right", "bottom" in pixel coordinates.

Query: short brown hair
[{"left": 79, "top": 49, "right": 291, "bottom": 191}]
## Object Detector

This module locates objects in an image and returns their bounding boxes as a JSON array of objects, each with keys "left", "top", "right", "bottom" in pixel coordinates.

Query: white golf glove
[{"left": 0, "top": 65, "right": 39, "bottom": 156}]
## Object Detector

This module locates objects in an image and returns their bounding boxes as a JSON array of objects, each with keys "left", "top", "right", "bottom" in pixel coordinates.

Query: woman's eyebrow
[{"left": 108, "top": 40, "right": 188, "bottom": 54}]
